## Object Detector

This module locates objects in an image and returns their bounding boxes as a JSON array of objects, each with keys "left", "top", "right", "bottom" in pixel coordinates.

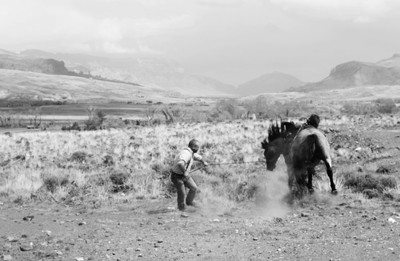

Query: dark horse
[{"left": 261, "top": 121, "right": 337, "bottom": 196}]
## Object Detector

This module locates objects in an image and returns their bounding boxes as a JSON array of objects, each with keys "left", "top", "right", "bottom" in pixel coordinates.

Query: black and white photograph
[{"left": 1, "top": 0, "right": 400, "bottom": 260}]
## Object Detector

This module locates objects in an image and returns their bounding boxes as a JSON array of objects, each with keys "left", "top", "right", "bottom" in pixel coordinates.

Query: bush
[
  {"left": 343, "top": 172, "right": 397, "bottom": 197},
  {"left": 42, "top": 175, "right": 69, "bottom": 193},
  {"left": 103, "top": 155, "right": 114, "bottom": 166},
  {"left": 376, "top": 165, "right": 396, "bottom": 174},
  {"left": 70, "top": 151, "right": 88, "bottom": 163},
  {"left": 62, "top": 122, "right": 81, "bottom": 131},
  {"left": 109, "top": 172, "right": 129, "bottom": 186},
  {"left": 84, "top": 108, "right": 106, "bottom": 130},
  {"left": 341, "top": 102, "right": 376, "bottom": 115},
  {"left": 375, "top": 98, "right": 397, "bottom": 114},
  {"left": 210, "top": 99, "right": 242, "bottom": 121},
  {"left": 109, "top": 172, "right": 131, "bottom": 193}
]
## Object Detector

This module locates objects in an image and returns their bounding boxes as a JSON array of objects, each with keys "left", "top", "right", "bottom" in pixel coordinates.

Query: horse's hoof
[
  {"left": 331, "top": 190, "right": 338, "bottom": 195},
  {"left": 308, "top": 188, "right": 314, "bottom": 194}
]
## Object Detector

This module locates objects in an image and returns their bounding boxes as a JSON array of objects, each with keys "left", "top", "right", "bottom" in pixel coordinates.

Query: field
[
  {"left": 1, "top": 115, "right": 400, "bottom": 260},
  {"left": 0, "top": 101, "right": 214, "bottom": 132}
]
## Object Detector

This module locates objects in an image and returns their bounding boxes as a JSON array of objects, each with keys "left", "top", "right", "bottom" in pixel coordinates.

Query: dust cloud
[{"left": 253, "top": 168, "right": 291, "bottom": 220}]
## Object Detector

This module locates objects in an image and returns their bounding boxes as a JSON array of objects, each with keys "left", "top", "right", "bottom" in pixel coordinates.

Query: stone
[
  {"left": 6, "top": 236, "right": 18, "bottom": 242},
  {"left": 22, "top": 215, "right": 34, "bottom": 221},
  {"left": 20, "top": 243, "right": 34, "bottom": 251},
  {"left": 3, "top": 255, "right": 12, "bottom": 261},
  {"left": 301, "top": 212, "right": 310, "bottom": 217},
  {"left": 43, "top": 230, "right": 52, "bottom": 236}
]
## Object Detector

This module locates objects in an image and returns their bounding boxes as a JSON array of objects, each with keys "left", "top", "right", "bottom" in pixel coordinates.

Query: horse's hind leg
[{"left": 325, "top": 159, "right": 337, "bottom": 194}]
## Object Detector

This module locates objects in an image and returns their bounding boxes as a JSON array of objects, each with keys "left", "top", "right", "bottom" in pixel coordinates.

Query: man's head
[
  {"left": 188, "top": 139, "right": 200, "bottom": 153},
  {"left": 307, "top": 114, "right": 320, "bottom": 128}
]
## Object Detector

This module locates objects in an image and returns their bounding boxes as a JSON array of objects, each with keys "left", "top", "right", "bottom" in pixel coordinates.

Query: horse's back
[{"left": 291, "top": 127, "right": 331, "bottom": 164}]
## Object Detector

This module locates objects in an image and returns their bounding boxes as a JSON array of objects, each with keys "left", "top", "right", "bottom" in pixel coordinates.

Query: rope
[
  {"left": 207, "top": 160, "right": 263, "bottom": 166},
  {"left": 190, "top": 160, "right": 264, "bottom": 173}
]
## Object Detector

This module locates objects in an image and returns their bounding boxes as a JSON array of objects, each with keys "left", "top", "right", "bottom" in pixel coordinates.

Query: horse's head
[{"left": 261, "top": 121, "right": 299, "bottom": 171}]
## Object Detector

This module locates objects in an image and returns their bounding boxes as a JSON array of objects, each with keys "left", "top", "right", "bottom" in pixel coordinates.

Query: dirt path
[{"left": 1, "top": 194, "right": 400, "bottom": 261}]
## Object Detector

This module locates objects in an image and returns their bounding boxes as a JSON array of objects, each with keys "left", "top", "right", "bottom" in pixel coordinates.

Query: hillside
[
  {"left": 377, "top": 53, "right": 400, "bottom": 68},
  {"left": 235, "top": 72, "right": 304, "bottom": 96},
  {"left": 20, "top": 49, "right": 236, "bottom": 97},
  {"left": 0, "top": 53, "right": 71, "bottom": 75},
  {"left": 0, "top": 69, "right": 180, "bottom": 103},
  {"left": 288, "top": 55, "right": 400, "bottom": 92}
]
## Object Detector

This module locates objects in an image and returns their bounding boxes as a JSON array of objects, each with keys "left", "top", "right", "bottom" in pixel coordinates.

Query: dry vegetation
[
  {"left": 1, "top": 111, "right": 400, "bottom": 210},
  {"left": 0, "top": 121, "right": 267, "bottom": 207},
  {"left": 3, "top": 102, "right": 400, "bottom": 260}
]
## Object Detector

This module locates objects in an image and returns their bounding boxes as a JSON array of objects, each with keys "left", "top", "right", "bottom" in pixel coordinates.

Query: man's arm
[
  {"left": 193, "top": 153, "right": 208, "bottom": 165},
  {"left": 177, "top": 160, "right": 188, "bottom": 175}
]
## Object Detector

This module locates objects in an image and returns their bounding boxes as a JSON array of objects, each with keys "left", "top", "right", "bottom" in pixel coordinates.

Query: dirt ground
[{"left": 2, "top": 127, "right": 400, "bottom": 261}]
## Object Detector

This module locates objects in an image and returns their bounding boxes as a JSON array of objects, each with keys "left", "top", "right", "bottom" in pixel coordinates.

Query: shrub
[
  {"left": 109, "top": 172, "right": 129, "bottom": 186},
  {"left": 42, "top": 175, "right": 70, "bottom": 193},
  {"left": 376, "top": 165, "right": 396, "bottom": 174},
  {"left": 375, "top": 98, "right": 397, "bottom": 114},
  {"left": 109, "top": 172, "right": 130, "bottom": 193},
  {"left": 343, "top": 172, "right": 397, "bottom": 196},
  {"left": 84, "top": 107, "right": 106, "bottom": 130},
  {"left": 70, "top": 151, "right": 88, "bottom": 163},
  {"left": 103, "top": 155, "right": 114, "bottom": 166},
  {"left": 62, "top": 122, "right": 81, "bottom": 131},
  {"left": 341, "top": 102, "right": 376, "bottom": 115}
]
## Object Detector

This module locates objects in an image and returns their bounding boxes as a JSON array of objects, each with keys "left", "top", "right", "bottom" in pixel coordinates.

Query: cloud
[
  {"left": 196, "top": 0, "right": 243, "bottom": 7},
  {"left": 0, "top": 0, "right": 195, "bottom": 55},
  {"left": 270, "top": 0, "right": 399, "bottom": 23},
  {"left": 128, "top": 15, "right": 195, "bottom": 39}
]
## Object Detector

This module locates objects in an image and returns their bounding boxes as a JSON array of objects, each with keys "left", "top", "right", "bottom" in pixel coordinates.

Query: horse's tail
[
  {"left": 291, "top": 134, "right": 316, "bottom": 169},
  {"left": 314, "top": 133, "right": 332, "bottom": 168}
]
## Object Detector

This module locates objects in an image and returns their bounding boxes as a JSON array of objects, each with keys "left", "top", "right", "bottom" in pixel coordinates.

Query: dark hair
[
  {"left": 307, "top": 114, "right": 320, "bottom": 128},
  {"left": 188, "top": 139, "right": 199, "bottom": 148}
]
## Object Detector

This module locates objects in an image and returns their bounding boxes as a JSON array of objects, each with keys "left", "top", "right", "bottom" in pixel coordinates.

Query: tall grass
[
  {"left": 0, "top": 120, "right": 270, "bottom": 206},
  {"left": 1, "top": 115, "right": 398, "bottom": 208}
]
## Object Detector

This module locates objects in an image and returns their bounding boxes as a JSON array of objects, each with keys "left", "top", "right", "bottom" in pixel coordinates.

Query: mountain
[
  {"left": 235, "top": 72, "right": 304, "bottom": 96},
  {"left": 19, "top": 49, "right": 236, "bottom": 97},
  {"left": 0, "top": 49, "right": 17, "bottom": 55},
  {"left": 0, "top": 51, "right": 70, "bottom": 75},
  {"left": 288, "top": 54, "right": 400, "bottom": 92},
  {"left": 377, "top": 53, "right": 400, "bottom": 68}
]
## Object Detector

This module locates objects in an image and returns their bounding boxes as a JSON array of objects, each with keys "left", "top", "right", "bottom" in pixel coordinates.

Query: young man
[
  {"left": 306, "top": 114, "right": 320, "bottom": 129},
  {"left": 170, "top": 139, "right": 208, "bottom": 211}
]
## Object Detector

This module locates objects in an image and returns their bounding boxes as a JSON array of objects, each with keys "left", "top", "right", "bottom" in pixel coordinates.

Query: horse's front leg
[
  {"left": 307, "top": 167, "right": 315, "bottom": 194},
  {"left": 287, "top": 166, "right": 295, "bottom": 191},
  {"left": 324, "top": 159, "right": 337, "bottom": 194}
]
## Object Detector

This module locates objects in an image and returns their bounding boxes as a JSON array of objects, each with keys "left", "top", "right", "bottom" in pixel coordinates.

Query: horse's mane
[{"left": 267, "top": 121, "right": 299, "bottom": 142}]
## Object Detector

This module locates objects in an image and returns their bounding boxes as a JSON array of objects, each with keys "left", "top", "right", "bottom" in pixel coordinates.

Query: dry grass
[
  {"left": 1, "top": 114, "right": 398, "bottom": 208},
  {"left": 0, "top": 120, "right": 269, "bottom": 206}
]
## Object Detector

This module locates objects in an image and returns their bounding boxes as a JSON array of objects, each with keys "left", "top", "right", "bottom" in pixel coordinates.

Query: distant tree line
[{"left": 0, "top": 99, "right": 67, "bottom": 107}]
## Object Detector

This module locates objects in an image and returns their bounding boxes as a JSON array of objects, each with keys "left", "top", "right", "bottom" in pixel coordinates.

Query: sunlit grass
[{"left": 0, "top": 114, "right": 398, "bottom": 207}]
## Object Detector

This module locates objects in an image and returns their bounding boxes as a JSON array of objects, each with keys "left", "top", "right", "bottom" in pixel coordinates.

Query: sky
[{"left": 1, "top": 0, "right": 400, "bottom": 85}]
